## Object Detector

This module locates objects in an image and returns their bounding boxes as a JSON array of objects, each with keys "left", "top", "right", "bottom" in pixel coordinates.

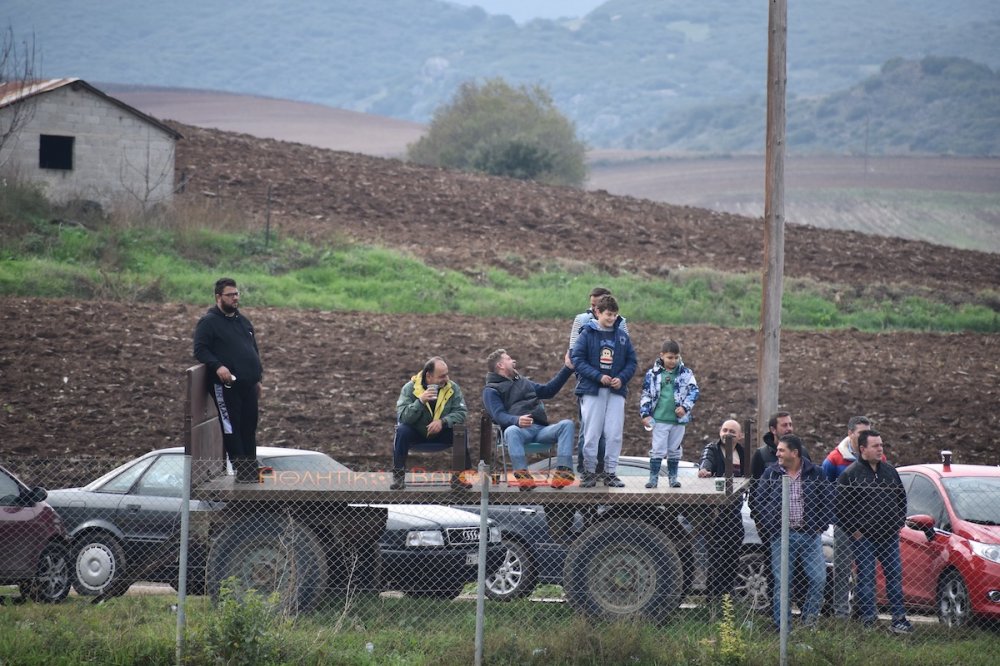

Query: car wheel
[
  {"left": 20, "top": 542, "right": 72, "bottom": 603},
  {"left": 563, "top": 518, "right": 683, "bottom": 623},
  {"left": 205, "top": 514, "right": 327, "bottom": 613},
  {"left": 732, "top": 550, "right": 771, "bottom": 612},
  {"left": 938, "top": 569, "right": 971, "bottom": 628},
  {"left": 485, "top": 540, "right": 536, "bottom": 601},
  {"left": 72, "top": 533, "right": 128, "bottom": 597}
]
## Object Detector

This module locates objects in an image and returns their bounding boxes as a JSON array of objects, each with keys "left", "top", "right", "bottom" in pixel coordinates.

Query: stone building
[{"left": 0, "top": 78, "right": 181, "bottom": 208}]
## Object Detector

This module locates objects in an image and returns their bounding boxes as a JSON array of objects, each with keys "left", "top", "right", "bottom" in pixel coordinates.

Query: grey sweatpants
[{"left": 580, "top": 388, "right": 625, "bottom": 474}]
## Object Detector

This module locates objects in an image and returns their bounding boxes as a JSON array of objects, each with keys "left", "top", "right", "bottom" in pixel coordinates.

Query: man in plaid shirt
[{"left": 751, "top": 434, "right": 834, "bottom": 631}]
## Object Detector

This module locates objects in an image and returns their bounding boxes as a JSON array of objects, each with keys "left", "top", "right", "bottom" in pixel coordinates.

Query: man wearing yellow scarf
[{"left": 391, "top": 356, "right": 469, "bottom": 490}]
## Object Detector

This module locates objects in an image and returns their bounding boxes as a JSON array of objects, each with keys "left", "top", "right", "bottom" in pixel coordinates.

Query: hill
[
  {"left": 2, "top": 123, "right": 998, "bottom": 471},
  {"left": 6, "top": 0, "right": 999, "bottom": 148}
]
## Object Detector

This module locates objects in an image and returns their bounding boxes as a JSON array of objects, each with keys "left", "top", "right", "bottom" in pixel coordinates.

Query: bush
[
  {"left": 407, "top": 78, "right": 587, "bottom": 187},
  {"left": 196, "top": 576, "right": 290, "bottom": 665}
]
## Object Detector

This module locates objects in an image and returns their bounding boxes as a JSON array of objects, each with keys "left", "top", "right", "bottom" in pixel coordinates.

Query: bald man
[{"left": 698, "top": 419, "right": 748, "bottom": 607}]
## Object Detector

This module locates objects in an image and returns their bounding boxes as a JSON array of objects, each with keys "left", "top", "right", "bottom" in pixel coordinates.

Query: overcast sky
[{"left": 446, "top": 0, "right": 607, "bottom": 23}]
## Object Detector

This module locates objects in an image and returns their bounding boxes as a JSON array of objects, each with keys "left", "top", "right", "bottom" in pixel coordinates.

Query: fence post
[
  {"left": 474, "top": 460, "right": 490, "bottom": 666},
  {"left": 779, "top": 475, "right": 790, "bottom": 665},
  {"left": 175, "top": 454, "right": 192, "bottom": 666}
]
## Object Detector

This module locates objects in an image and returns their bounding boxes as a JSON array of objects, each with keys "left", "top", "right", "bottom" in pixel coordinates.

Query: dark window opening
[{"left": 39, "top": 134, "right": 74, "bottom": 170}]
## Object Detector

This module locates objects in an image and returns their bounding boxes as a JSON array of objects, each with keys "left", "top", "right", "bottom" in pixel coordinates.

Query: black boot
[
  {"left": 580, "top": 471, "right": 597, "bottom": 488},
  {"left": 390, "top": 469, "right": 406, "bottom": 490}
]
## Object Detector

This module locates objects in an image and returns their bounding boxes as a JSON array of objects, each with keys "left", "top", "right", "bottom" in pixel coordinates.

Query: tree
[
  {"left": 0, "top": 25, "right": 39, "bottom": 167},
  {"left": 408, "top": 78, "right": 587, "bottom": 187}
]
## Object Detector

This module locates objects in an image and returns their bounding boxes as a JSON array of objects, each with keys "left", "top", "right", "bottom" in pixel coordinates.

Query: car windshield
[
  {"left": 942, "top": 477, "right": 1000, "bottom": 525},
  {"left": 260, "top": 454, "right": 350, "bottom": 473}
]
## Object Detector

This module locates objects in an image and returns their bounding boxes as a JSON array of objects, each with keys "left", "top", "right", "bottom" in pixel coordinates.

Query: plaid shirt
[{"left": 786, "top": 469, "right": 805, "bottom": 528}]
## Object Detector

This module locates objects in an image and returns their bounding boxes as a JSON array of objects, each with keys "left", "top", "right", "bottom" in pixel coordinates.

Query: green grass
[
  {"left": 2, "top": 183, "right": 998, "bottom": 332},
  {"left": 1, "top": 590, "right": 997, "bottom": 665}
]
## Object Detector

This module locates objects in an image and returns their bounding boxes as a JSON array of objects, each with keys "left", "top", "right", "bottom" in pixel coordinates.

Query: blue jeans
[
  {"left": 853, "top": 536, "right": 906, "bottom": 622},
  {"left": 503, "top": 419, "right": 575, "bottom": 470},
  {"left": 770, "top": 531, "right": 827, "bottom": 626}
]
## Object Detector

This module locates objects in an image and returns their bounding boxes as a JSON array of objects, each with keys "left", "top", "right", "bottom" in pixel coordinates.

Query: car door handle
[
  {"left": 518, "top": 508, "right": 537, "bottom": 515},
  {"left": 125, "top": 504, "right": 141, "bottom": 512}
]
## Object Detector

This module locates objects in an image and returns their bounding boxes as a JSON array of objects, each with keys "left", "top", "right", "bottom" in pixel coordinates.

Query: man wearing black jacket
[
  {"left": 836, "top": 430, "right": 913, "bottom": 634},
  {"left": 193, "top": 277, "right": 264, "bottom": 483}
]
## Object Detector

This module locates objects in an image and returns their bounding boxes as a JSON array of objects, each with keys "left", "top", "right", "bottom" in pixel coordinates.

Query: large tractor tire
[
  {"left": 206, "top": 513, "right": 327, "bottom": 614},
  {"left": 563, "top": 518, "right": 683, "bottom": 623}
]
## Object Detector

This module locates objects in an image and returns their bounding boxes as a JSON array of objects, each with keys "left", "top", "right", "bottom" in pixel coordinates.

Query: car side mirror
[{"left": 905, "top": 514, "right": 935, "bottom": 541}]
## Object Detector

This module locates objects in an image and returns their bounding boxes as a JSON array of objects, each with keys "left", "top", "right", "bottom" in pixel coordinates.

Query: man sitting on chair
[
  {"left": 483, "top": 348, "right": 576, "bottom": 491},
  {"left": 391, "top": 356, "right": 470, "bottom": 490}
]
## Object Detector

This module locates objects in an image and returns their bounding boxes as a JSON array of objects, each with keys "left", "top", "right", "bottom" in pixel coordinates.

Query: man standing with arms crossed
[{"left": 194, "top": 277, "right": 264, "bottom": 483}]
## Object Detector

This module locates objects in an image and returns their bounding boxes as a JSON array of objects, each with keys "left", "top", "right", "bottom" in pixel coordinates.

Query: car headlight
[
  {"left": 489, "top": 526, "right": 502, "bottom": 543},
  {"left": 970, "top": 540, "right": 1000, "bottom": 565},
  {"left": 406, "top": 530, "right": 445, "bottom": 547}
]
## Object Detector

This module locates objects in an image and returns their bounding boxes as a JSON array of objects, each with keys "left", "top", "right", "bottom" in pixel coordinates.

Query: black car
[{"left": 46, "top": 446, "right": 502, "bottom": 600}]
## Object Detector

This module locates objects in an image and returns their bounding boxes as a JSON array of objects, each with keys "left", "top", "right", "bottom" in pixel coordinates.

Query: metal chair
[{"left": 491, "top": 422, "right": 555, "bottom": 484}]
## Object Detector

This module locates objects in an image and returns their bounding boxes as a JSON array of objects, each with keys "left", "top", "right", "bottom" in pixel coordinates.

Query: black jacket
[
  {"left": 193, "top": 306, "right": 263, "bottom": 385},
  {"left": 483, "top": 365, "right": 573, "bottom": 429},
  {"left": 751, "top": 458, "right": 834, "bottom": 544},
  {"left": 836, "top": 459, "right": 907, "bottom": 542},
  {"left": 699, "top": 438, "right": 747, "bottom": 478}
]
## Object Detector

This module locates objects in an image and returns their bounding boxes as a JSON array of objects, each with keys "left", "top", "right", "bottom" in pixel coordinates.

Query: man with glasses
[{"left": 193, "top": 277, "right": 264, "bottom": 483}]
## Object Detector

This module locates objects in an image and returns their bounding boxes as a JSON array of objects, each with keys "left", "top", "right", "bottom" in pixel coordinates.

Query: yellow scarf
[{"left": 411, "top": 373, "right": 454, "bottom": 422}]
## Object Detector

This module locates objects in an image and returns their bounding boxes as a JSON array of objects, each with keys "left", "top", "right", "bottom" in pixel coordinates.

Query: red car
[
  {"left": 0, "top": 464, "right": 72, "bottom": 603},
  {"left": 887, "top": 462, "right": 1000, "bottom": 627}
]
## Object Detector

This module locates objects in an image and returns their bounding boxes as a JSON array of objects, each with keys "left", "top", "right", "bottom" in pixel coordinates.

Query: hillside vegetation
[{"left": 7, "top": 0, "right": 999, "bottom": 149}]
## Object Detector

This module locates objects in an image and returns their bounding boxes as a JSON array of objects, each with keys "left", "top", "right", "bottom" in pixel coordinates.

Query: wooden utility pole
[{"left": 758, "top": 0, "right": 787, "bottom": 442}]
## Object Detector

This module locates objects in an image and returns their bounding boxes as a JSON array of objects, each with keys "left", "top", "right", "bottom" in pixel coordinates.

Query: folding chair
[{"left": 491, "top": 422, "right": 555, "bottom": 484}]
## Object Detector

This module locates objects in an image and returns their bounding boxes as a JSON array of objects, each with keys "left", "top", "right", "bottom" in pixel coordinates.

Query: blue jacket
[
  {"left": 750, "top": 457, "right": 834, "bottom": 544},
  {"left": 571, "top": 316, "right": 637, "bottom": 398},
  {"left": 638, "top": 358, "right": 699, "bottom": 424}
]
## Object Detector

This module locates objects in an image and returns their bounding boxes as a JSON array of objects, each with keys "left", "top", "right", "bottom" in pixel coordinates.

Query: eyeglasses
[{"left": 220, "top": 291, "right": 240, "bottom": 298}]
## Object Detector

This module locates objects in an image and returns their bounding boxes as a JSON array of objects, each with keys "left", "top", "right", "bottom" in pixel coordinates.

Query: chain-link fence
[{"left": 2, "top": 453, "right": 998, "bottom": 664}]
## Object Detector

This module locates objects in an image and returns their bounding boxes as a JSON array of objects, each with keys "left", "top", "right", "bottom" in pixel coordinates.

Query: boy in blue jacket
[
  {"left": 639, "top": 340, "right": 700, "bottom": 488},
  {"left": 570, "top": 295, "right": 637, "bottom": 488}
]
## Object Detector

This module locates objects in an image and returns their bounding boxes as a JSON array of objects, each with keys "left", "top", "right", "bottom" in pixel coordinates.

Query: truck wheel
[
  {"left": 485, "top": 539, "right": 536, "bottom": 601},
  {"left": 563, "top": 518, "right": 682, "bottom": 622},
  {"left": 732, "top": 551, "right": 771, "bottom": 612},
  {"left": 206, "top": 514, "right": 327, "bottom": 613}
]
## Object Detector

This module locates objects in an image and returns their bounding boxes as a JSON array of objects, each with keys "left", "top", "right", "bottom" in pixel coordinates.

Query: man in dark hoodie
[
  {"left": 749, "top": 412, "right": 811, "bottom": 526},
  {"left": 193, "top": 277, "right": 264, "bottom": 483},
  {"left": 483, "top": 349, "right": 576, "bottom": 490},
  {"left": 750, "top": 434, "right": 833, "bottom": 630}
]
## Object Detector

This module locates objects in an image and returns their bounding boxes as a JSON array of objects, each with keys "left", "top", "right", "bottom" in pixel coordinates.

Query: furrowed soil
[{"left": 2, "top": 120, "right": 999, "bottom": 476}]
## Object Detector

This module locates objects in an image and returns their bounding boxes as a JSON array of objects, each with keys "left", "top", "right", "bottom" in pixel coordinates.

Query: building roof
[{"left": 0, "top": 77, "right": 182, "bottom": 139}]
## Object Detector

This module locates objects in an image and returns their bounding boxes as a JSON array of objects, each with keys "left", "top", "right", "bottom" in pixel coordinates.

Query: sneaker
[
  {"left": 890, "top": 619, "right": 913, "bottom": 635},
  {"left": 550, "top": 466, "right": 575, "bottom": 489},
  {"left": 603, "top": 473, "right": 625, "bottom": 488},
  {"left": 580, "top": 472, "right": 597, "bottom": 488},
  {"left": 512, "top": 470, "right": 536, "bottom": 492}
]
